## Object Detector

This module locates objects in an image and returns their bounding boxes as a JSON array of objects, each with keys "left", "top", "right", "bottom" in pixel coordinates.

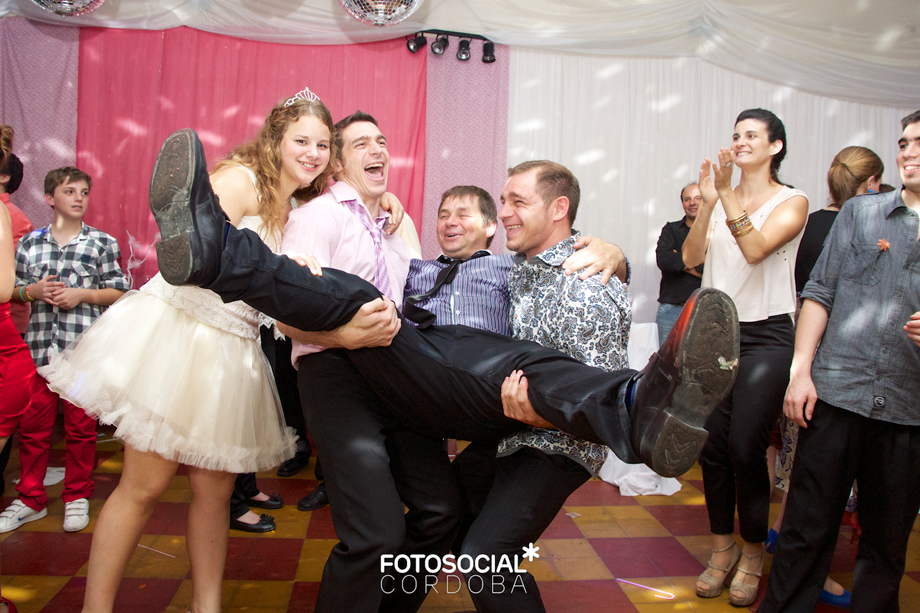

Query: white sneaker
[
  {"left": 0, "top": 499, "right": 48, "bottom": 533},
  {"left": 63, "top": 498, "right": 90, "bottom": 533}
]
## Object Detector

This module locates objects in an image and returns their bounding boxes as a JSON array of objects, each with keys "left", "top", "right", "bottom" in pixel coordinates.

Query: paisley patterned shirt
[{"left": 497, "top": 232, "right": 632, "bottom": 476}]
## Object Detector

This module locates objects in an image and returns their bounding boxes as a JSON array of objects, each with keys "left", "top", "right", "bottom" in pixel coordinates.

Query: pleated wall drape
[
  {"left": 421, "top": 40, "right": 509, "bottom": 259},
  {"left": 75, "top": 27, "right": 427, "bottom": 285},
  {"left": 0, "top": 16, "right": 79, "bottom": 228}
]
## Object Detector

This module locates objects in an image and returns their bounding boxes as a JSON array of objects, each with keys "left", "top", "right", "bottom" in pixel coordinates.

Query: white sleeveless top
[
  {"left": 142, "top": 164, "right": 283, "bottom": 340},
  {"left": 702, "top": 186, "right": 808, "bottom": 322}
]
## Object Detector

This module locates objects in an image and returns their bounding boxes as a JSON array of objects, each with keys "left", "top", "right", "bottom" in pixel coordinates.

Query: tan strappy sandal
[
  {"left": 696, "top": 540, "right": 741, "bottom": 598},
  {"left": 729, "top": 545, "right": 765, "bottom": 607}
]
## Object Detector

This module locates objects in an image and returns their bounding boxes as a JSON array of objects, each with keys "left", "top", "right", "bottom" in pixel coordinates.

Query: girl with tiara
[{"left": 39, "top": 89, "right": 400, "bottom": 613}]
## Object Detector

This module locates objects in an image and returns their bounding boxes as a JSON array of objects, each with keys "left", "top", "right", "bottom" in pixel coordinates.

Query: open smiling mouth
[{"left": 365, "top": 162, "right": 385, "bottom": 179}]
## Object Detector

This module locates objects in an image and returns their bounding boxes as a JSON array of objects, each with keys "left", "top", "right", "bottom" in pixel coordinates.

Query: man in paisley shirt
[{"left": 448, "top": 161, "right": 632, "bottom": 612}]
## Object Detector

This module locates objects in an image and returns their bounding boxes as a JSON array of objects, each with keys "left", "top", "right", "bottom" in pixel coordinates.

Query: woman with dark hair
[
  {"left": 38, "top": 91, "right": 338, "bottom": 613},
  {"left": 684, "top": 108, "right": 808, "bottom": 606}
]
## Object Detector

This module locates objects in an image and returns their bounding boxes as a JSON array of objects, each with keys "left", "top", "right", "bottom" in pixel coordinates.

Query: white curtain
[{"left": 507, "top": 48, "right": 914, "bottom": 324}]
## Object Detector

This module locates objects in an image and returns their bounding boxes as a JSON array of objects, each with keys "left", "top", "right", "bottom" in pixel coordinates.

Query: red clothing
[
  {"left": 2, "top": 193, "right": 34, "bottom": 334},
  {"left": 15, "top": 373, "right": 96, "bottom": 510},
  {"left": 0, "top": 302, "right": 35, "bottom": 436}
]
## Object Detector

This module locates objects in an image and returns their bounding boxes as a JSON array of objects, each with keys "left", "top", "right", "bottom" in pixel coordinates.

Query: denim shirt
[{"left": 802, "top": 189, "right": 920, "bottom": 425}]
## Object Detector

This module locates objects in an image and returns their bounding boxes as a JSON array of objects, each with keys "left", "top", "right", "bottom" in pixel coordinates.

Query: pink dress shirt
[{"left": 281, "top": 181, "right": 410, "bottom": 365}]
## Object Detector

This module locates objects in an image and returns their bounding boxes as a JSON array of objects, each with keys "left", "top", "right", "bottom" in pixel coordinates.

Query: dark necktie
[{"left": 403, "top": 251, "right": 489, "bottom": 328}]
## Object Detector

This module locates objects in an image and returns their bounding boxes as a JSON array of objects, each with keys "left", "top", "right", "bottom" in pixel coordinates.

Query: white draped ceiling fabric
[
  {"left": 2, "top": 0, "right": 917, "bottom": 321},
  {"left": 3, "top": 0, "right": 918, "bottom": 107}
]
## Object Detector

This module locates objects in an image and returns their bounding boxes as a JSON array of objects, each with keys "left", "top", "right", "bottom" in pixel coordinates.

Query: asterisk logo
[{"left": 521, "top": 542, "right": 540, "bottom": 562}]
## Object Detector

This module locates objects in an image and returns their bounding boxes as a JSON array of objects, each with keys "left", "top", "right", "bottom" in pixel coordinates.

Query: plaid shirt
[{"left": 16, "top": 223, "right": 130, "bottom": 366}]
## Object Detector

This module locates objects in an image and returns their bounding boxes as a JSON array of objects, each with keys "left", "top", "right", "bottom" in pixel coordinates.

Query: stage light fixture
[
  {"left": 431, "top": 34, "right": 450, "bottom": 56},
  {"left": 407, "top": 33, "right": 427, "bottom": 53},
  {"left": 457, "top": 39, "right": 471, "bottom": 61},
  {"left": 482, "top": 41, "right": 496, "bottom": 63}
]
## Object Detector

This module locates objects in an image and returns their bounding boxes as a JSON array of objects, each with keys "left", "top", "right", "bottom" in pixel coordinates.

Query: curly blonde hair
[{"left": 213, "top": 97, "right": 337, "bottom": 240}]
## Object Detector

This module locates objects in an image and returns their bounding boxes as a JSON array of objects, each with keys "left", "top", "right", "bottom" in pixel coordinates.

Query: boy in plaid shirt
[{"left": 1, "top": 167, "right": 128, "bottom": 533}]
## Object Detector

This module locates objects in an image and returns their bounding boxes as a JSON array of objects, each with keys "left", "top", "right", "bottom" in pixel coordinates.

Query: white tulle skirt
[{"left": 39, "top": 290, "right": 297, "bottom": 473}]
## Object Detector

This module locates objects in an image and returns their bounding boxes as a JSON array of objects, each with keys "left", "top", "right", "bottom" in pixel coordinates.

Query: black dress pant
[
  {"left": 205, "top": 225, "right": 639, "bottom": 461},
  {"left": 297, "top": 351, "right": 460, "bottom": 613},
  {"left": 758, "top": 400, "right": 920, "bottom": 613},
  {"left": 229, "top": 472, "right": 259, "bottom": 521},
  {"left": 700, "top": 315, "right": 793, "bottom": 543},
  {"left": 456, "top": 447, "right": 590, "bottom": 613}
]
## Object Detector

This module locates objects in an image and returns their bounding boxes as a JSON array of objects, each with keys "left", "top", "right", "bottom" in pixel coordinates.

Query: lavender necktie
[{"left": 342, "top": 199, "right": 396, "bottom": 302}]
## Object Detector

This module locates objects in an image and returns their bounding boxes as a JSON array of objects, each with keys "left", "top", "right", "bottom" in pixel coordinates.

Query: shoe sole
[
  {"left": 0, "top": 506, "right": 48, "bottom": 533},
  {"left": 150, "top": 129, "right": 197, "bottom": 285},
  {"left": 641, "top": 289, "right": 739, "bottom": 477}
]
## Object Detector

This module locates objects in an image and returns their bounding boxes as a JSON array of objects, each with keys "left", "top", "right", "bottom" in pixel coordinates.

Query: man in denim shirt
[{"left": 760, "top": 110, "right": 920, "bottom": 613}]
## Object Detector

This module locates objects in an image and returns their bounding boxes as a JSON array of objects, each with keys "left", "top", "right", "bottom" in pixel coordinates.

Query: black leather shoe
[
  {"left": 629, "top": 288, "right": 739, "bottom": 478},
  {"left": 245, "top": 492, "right": 283, "bottom": 510},
  {"left": 149, "top": 128, "right": 226, "bottom": 287},
  {"left": 229, "top": 513, "right": 276, "bottom": 533},
  {"left": 277, "top": 451, "right": 312, "bottom": 478},
  {"left": 297, "top": 486, "right": 329, "bottom": 512}
]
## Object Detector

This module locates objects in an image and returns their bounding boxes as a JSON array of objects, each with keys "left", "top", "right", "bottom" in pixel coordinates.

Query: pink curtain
[
  {"left": 0, "top": 16, "right": 80, "bottom": 229},
  {"left": 76, "top": 27, "right": 427, "bottom": 285},
  {"left": 420, "top": 41, "right": 509, "bottom": 259}
]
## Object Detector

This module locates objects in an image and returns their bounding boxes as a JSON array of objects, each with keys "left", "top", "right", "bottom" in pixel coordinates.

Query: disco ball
[
  {"left": 338, "top": 0, "right": 425, "bottom": 27},
  {"left": 29, "top": 0, "right": 107, "bottom": 17}
]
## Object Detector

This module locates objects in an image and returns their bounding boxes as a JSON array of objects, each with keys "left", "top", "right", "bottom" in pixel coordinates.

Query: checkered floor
[{"left": 3, "top": 420, "right": 920, "bottom": 612}]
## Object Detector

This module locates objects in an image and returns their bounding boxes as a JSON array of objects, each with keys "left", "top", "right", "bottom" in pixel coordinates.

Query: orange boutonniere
[{"left": 878, "top": 239, "right": 890, "bottom": 251}]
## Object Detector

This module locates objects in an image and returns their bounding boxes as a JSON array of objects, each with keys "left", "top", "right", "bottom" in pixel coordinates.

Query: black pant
[
  {"left": 700, "top": 315, "right": 793, "bottom": 543},
  {"left": 758, "top": 400, "right": 920, "bottom": 613},
  {"left": 298, "top": 351, "right": 460, "bottom": 613},
  {"left": 229, "top": 472, "right": 259, "bottom": 521},
  {"left": 455, "top": 447, "right": 590, "bottom": 613},
  {"left": 206, "top": 225, "right": 639, "bottom": 460}
]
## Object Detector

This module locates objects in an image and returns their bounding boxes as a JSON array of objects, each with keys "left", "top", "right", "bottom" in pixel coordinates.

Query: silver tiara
[{"left": 285, "top": 87, "right": 321, "bottom": 107}]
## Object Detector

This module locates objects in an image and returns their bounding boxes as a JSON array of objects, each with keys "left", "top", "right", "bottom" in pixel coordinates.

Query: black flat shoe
[
  {"left": 277, "top": 451, "right": 312, "bottom": 478},
  {"left": 297, "top": 487, "right": 329, "bottom": 512},
  {"left": 230, "top": 513, "right": 276, "bottom": 533},
  {"left": 629, "top": 287, "right": 740, "bottom": 477},
  {"left": 246, "top": 492, "right": 284, "bottom": 509}
]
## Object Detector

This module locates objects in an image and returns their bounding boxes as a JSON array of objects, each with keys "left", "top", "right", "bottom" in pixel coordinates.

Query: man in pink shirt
[{"left": 276, "top": 111, "right": 453, "bottom": 613}]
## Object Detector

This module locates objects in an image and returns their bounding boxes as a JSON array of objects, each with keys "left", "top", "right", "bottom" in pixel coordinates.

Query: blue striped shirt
[{"left": 404, "top": 252, "right": 513, "bottom": 336}]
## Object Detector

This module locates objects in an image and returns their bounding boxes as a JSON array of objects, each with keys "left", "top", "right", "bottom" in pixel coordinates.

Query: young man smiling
[
  {"left": 272, "top": 110, "right": 446, "bottom": 612},
  {"left": 759, "top": 110, "right": 920, "bottom": 612}
]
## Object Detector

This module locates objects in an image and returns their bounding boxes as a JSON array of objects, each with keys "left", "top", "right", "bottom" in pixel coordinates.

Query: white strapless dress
[{"left": 39, "top": 214, "right": 297, "bottom": 473}]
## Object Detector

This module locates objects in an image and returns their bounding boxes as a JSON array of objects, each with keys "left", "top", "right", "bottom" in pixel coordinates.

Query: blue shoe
[
  {"left": 765, "top": 528, "right": 779, "bottom": 553},
  {"left": 820, "top": 588, "right": 852, "bottom": 609}
]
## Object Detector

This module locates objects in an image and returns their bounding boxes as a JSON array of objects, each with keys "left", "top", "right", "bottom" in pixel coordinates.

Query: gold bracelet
[
  {"left": 725, "top": 212, "right": 750, "bottom": 233},
  {"left": 731, "top": 221, "right": 755, "bottom": 237}
]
